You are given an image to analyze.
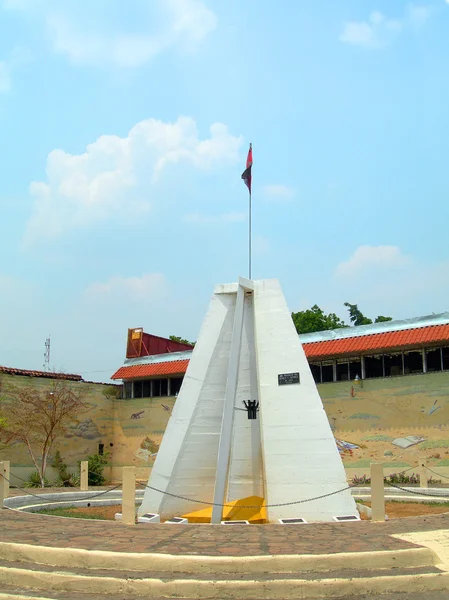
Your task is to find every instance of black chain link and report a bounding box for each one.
[137,480,359,508]
[384,480,449,498]
[425,465,449,482]
[1,472,122,504]
[8,472,29,484]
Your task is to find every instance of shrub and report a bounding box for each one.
[79,453,109,486]
[26,471,50,488]
[52,450,78,487]
[351,471,442,486]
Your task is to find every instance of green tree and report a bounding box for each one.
[292,305,347,334]
[375,315,393,323]
[344,302,392,326]
[169,335,195,346]
[344,302,373,326]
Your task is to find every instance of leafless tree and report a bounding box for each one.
[0,378,88,487]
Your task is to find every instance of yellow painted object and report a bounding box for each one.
[183,496,267,524]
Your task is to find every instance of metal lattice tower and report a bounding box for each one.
[43,335,50,371]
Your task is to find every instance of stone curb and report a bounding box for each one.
[0,595,52,600]
[0,541,439,574]
[0,565,449,599]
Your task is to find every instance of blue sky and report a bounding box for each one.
[1,0,449,381]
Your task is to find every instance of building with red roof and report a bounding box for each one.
[111,313,449,398]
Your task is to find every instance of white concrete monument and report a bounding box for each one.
[139,278,358,523]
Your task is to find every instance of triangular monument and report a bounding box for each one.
[139,278,358,523]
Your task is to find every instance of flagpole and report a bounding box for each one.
[249,188,252,280]
[241,142,253,280]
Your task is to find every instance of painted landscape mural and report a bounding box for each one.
[322,371,449,474]
[1,370,449,480]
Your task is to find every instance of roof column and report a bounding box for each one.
[422,349,427,374]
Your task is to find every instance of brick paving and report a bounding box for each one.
[2,487,449,556]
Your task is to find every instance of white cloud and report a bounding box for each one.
[184,212,245,224]
[263,184,294,200]
[330,250,449,322]
[408,5,431,25]
[23,116,242,246]
[84,274,167,303]
[336,245,410,277]
[0,61,11,93]
[339,5,429,48]
[4,0,217,68]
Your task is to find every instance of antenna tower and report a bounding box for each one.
[43,335,50,371]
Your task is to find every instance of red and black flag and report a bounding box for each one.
[241,143,252,193]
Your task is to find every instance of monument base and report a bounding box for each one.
[182,496,267,524]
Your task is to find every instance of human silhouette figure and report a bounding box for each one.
[243,400,259,420]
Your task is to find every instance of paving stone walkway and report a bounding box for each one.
[2,487,449,556]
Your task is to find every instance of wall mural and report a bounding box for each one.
[322,371,449,472]
[2,371,449,479]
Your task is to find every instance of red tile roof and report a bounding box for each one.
[304,323,449,359]
[111,324,449,379]
[0,366,82,381]
[111,360,189,380]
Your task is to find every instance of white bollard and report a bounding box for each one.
[371,463,385,522]
[122,467,136,525]
[80,461,88,491]
[0,461,10,507]
[419,456,428,489]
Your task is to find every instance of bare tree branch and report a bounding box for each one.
[0,377,88,487]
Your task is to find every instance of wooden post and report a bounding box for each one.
[371,463,385,522]
[0,461,10,507]
[122,467,136,525]
[80,461,88,491]
[419,456,428,489]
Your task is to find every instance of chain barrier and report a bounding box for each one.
[384,480,449,498]
[425,465,449,483]
[136,480,360,509]
[8,472,30,484]
[1,472,122,505]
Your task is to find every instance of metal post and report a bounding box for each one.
[122,466,136,525]
[249,190,252,279]
[211,281,246,523]
[419,456,428,489]
[371,463,385,522]
[80,461,88,491]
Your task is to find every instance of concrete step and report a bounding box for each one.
[2,592,449,600]
[0,541,438,574]
[0,559,448,598]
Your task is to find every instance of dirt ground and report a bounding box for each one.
[54,503,449,521]
[364,502,449,519]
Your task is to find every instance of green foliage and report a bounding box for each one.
[352,472,442,485]
[79,453,109,486]
[344,302,392,326]
[291,303,393,334]
[26,471,50,488]
[102,386,119,399]
[51,450,78,487]
[291,305,346,334]
[344,302,373,326]
[169,335,195,346]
